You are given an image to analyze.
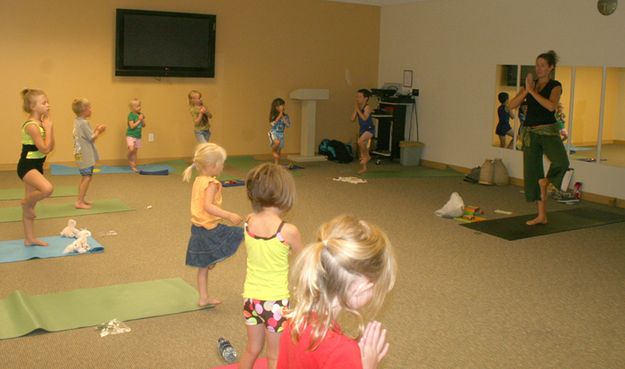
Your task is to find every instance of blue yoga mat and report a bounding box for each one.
[51,164,173,176]
[0,236,104,263]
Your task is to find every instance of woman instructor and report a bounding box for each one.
[509,50,569,226]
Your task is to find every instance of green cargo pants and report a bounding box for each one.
[523,131,569,202]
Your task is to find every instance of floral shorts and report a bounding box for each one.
[242,298,289,333]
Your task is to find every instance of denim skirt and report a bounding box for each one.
[185,224,244,268]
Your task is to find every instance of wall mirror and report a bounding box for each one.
[494,64,625,168]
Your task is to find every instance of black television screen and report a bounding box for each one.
[115,9,216,78]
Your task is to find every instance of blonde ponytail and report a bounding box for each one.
[289,215,397,349]
[182,143,226,183]
[182,163,195,182]
[21,88,46,113]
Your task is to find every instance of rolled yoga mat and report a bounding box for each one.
[0,198,133,223]
[0,278,210,339]
[0,186,77,201]
[0,236,104,264]
[460,207,625,241]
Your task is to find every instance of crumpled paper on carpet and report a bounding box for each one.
[435,192,465,218]
[97,319,131,337]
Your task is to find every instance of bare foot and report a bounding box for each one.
[84,199,93,205]
[24,238,49,247]
[198,298,222,307]
[130,166,138,173]
[75,202,92,209]
[526,216,548,226]
[358,166,368,174]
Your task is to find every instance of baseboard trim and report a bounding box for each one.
[420,159,625,209]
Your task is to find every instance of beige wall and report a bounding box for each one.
[0,0,379,166]
[379,0,625,199]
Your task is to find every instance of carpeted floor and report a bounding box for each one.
[0,159,624,369]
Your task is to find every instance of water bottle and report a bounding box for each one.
[218,337,238,363]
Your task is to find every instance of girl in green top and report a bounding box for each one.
[17,89,55,246]
[126,98,146,172]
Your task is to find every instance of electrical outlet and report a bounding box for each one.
[148,133,155,142]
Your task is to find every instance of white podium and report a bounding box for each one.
[288,88,329,162]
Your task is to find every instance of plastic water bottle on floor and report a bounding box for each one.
[218,337,238,363]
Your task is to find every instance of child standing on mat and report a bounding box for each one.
[495,92,516,148]
[183,143,244,306]
[351,89,375,174]
[72,98,106,209]
[278,215,397,369]
[239,163,304,369]
[17,89,55,246]
[126,98,145,172]
[188,90,213,143]
[268,98,291,165]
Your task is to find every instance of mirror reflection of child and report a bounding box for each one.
[555,103,568,141]
[495,92,515,148]
[515,103,528,149]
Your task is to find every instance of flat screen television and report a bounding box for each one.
[115,9,216,78]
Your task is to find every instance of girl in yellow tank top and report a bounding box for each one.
[17,89,55,247]
[239,163,304,369]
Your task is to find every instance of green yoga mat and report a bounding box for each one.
[0,278,209,339]
[461,207,625,241]
[0,186,77,201]
[225,156,259,172]
[363,166,463,178]
[0,198,133,223]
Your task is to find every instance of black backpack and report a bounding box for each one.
[318,139,335,160]
[328,140,353,163]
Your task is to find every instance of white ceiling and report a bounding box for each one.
[328,0,424,6]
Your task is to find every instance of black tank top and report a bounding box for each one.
[524,79,561,127]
